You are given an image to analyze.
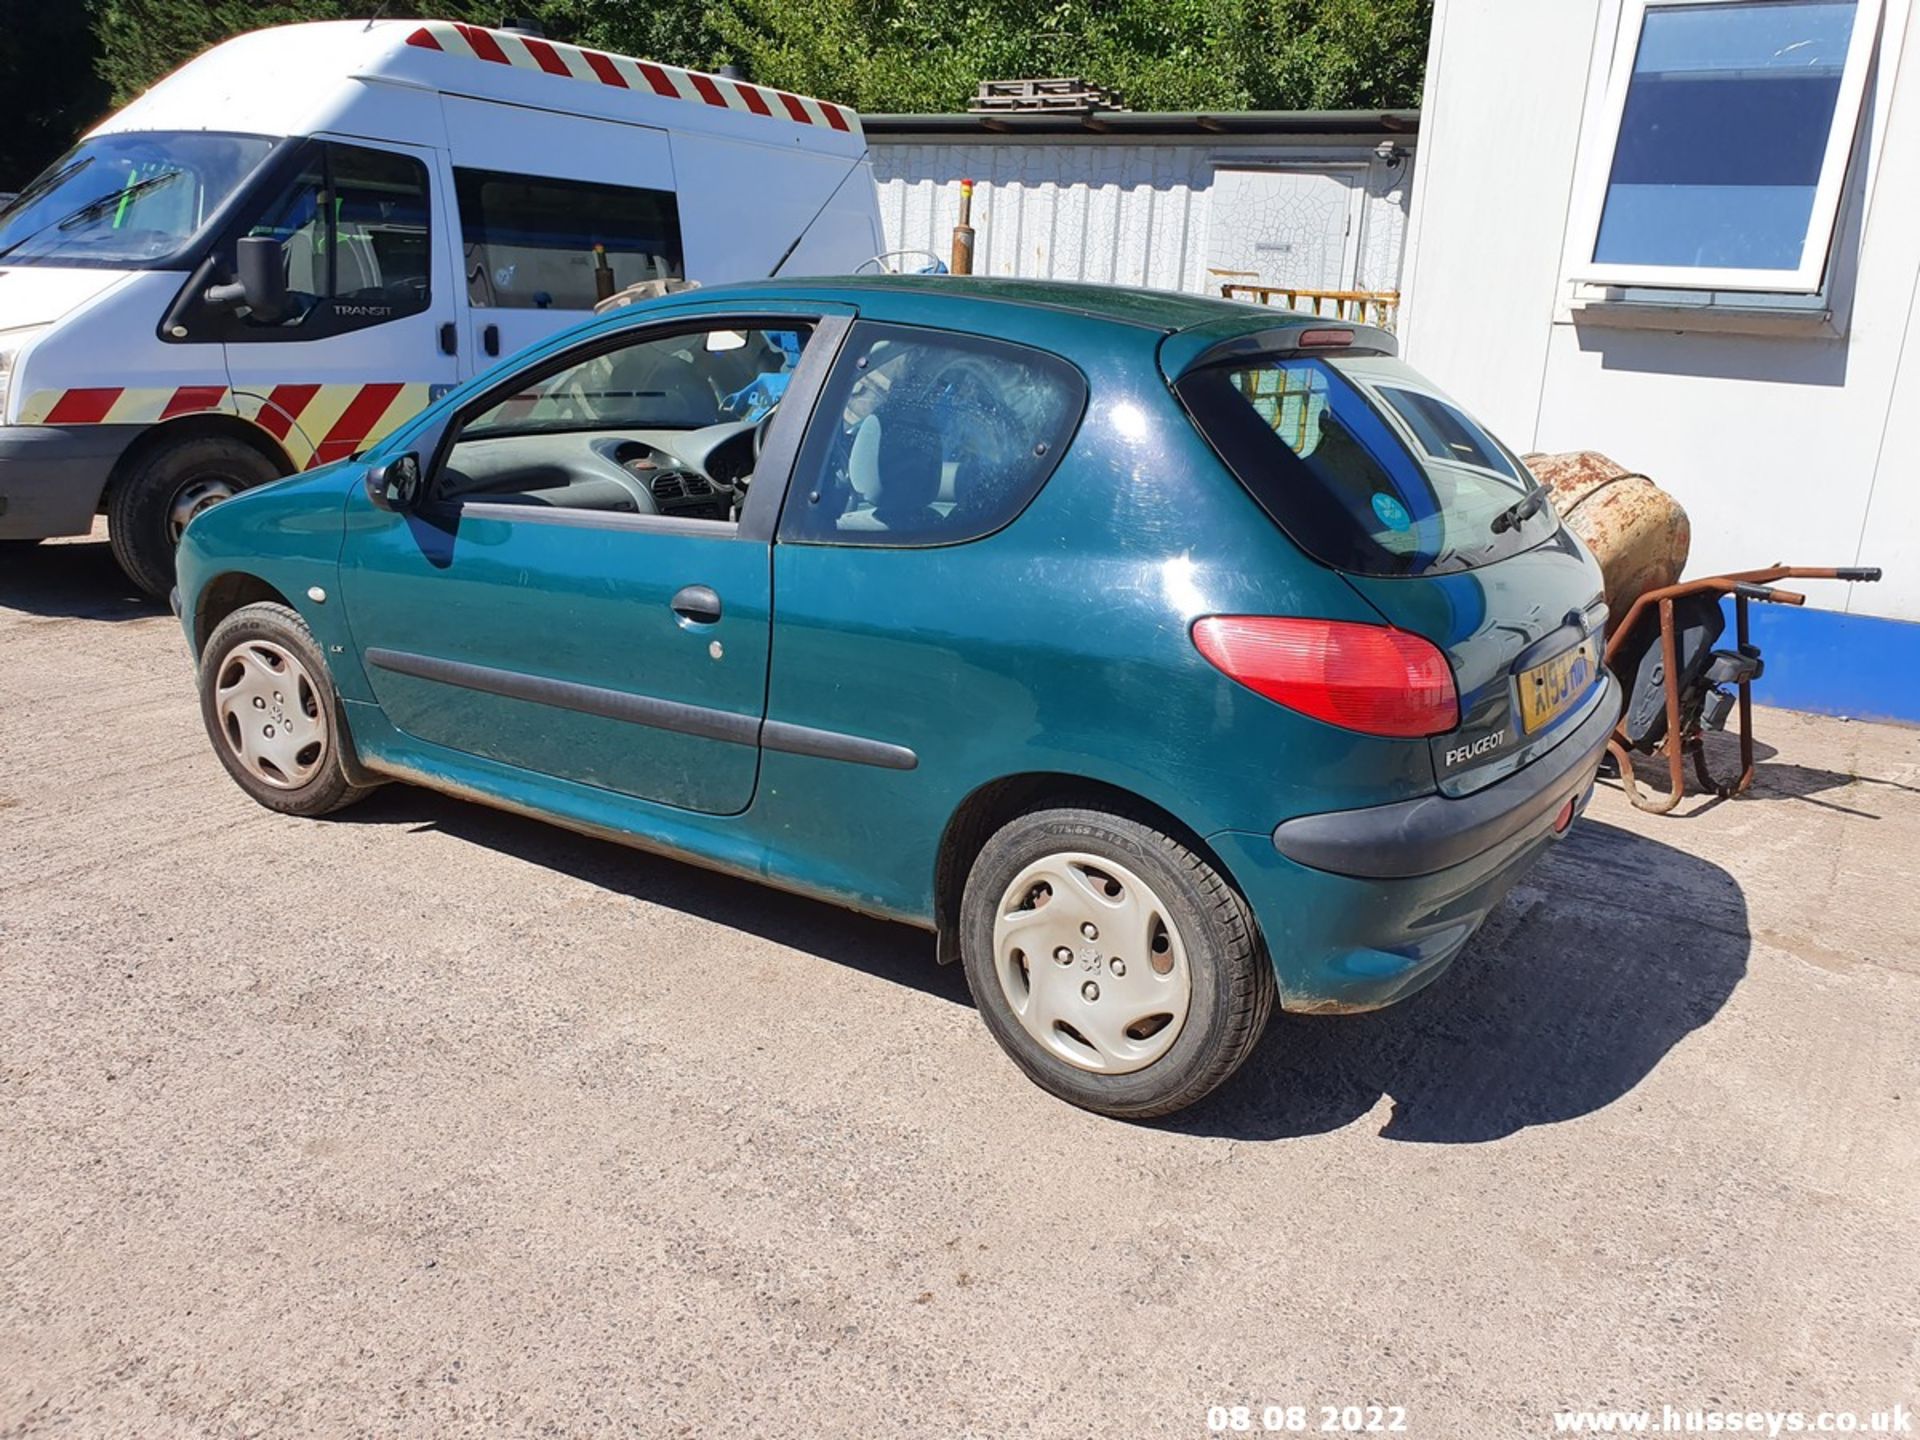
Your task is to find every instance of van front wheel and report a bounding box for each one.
[107,435,280,597]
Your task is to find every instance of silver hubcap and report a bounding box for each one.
[213,640,328,789]
[168,477,237,544]
[991,851,1192,1074]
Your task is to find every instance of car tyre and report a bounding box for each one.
[108,435,280,597]
[198,601,375,817]
[960,806,1274,1119]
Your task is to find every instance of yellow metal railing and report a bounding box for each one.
[1218,283,1401,331]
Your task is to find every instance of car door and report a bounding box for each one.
[219,137,461,469]
[338,303,851,815]
[442,96,681,371]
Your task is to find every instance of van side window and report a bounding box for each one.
[781,323,1086,548]
[234,143,431,339]
[454,170,683,312]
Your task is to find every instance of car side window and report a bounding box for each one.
[232,142,431,339]
[780,323,1086,547]
[431,322,813,524]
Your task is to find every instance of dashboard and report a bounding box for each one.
[436,418,762,522]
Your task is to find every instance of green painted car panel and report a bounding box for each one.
[175,276,1614,1010]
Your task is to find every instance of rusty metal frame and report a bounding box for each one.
[1602,565,1871,813]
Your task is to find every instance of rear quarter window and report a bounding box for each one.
[781,322,1086,548]
[1175,352,1556,577]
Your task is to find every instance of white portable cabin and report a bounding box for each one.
[0,19,882,588]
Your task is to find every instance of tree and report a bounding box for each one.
[82,0,1429,118]
[0,0,111,190]
[89,1,585,106]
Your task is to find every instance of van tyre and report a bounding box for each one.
[198,601,375,818]
[960,806,1274,1119]
[107,435,280,597]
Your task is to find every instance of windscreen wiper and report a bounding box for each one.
[1490,481,1550,534]
[0,170,181,261]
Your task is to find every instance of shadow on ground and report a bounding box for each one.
[338,781,1744,1142]
[0,538,162,622]
[1606,727,1918,819]
[338,782,970,1007]
[1176,818,1750,1144]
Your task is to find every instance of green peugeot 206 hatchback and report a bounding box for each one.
[173,277,1619,1120]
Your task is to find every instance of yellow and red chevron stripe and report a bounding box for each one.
[19,383,431,470]
[233,382,432,469]
[17,385,234,427]
[402,22,856,134]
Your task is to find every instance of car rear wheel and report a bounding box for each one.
[960,806,1274,1119]
[107,435,280,597]
[198,601,374,817]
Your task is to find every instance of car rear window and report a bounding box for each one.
[1175,352,1557,577]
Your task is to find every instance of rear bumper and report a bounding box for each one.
[0,424,141,539]
[1271,676,1621,879]
[1211,676,1620,1013]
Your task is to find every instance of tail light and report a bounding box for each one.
[1191,616,1459,738]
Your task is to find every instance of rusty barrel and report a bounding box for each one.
[1524,451,1690,636]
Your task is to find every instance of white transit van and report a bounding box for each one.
[0,18,884,593]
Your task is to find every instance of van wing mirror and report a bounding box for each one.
[205,235,290,322]
[367,452,422,511]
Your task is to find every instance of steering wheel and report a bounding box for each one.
[752,404,779,463]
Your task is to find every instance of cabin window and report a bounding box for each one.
[454,170,684,312]
[1568,0,1882,295]
[232,142,432,337]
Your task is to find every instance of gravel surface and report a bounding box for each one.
[3,529,1917,1438]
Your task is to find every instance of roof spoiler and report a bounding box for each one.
[1159,318,1399,383]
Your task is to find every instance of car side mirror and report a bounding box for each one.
[205,235,289,322]
[366,452,422,511]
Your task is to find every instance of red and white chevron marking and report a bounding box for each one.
[18,383,431,470]
[402,21,856,134]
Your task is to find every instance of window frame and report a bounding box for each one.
[776,320,1090,551]
[180,137,437,345]
[409,305,853,544]
[1565,0,1884,296]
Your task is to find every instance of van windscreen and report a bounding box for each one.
[0,132,274,268]
[1174,353,1558,577]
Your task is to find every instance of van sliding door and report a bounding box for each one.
[440,95,680,374]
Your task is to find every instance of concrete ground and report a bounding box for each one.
[2,527,1916,1440]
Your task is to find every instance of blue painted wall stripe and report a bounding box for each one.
[1727,601,1920,726]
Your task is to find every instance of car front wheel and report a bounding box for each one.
[960,805,1274,1119]
[197,601,374,817]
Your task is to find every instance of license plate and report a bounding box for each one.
[1518,636,1600,733]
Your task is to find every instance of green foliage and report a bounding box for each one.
[0,0,111,189]
[698,0,1432,113]
[90,0,582,106]
[82,0,1429,120]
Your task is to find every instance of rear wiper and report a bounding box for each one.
[1490,482,1550,534]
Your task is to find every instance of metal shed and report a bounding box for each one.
[864,109,1419,322]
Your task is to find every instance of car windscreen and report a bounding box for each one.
[1175,352,1558,578]
[0,131,276,268]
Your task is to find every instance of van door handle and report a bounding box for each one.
[671,585,722,624]
[482,323,500,358]
[438,322,458,356]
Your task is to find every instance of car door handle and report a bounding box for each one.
[438,321,458,356]
[482,323,500,358]
[671,585,722,624]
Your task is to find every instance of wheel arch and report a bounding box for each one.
[930,772,1248,967]
[193,572,296,656]
[100,413,297,513]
